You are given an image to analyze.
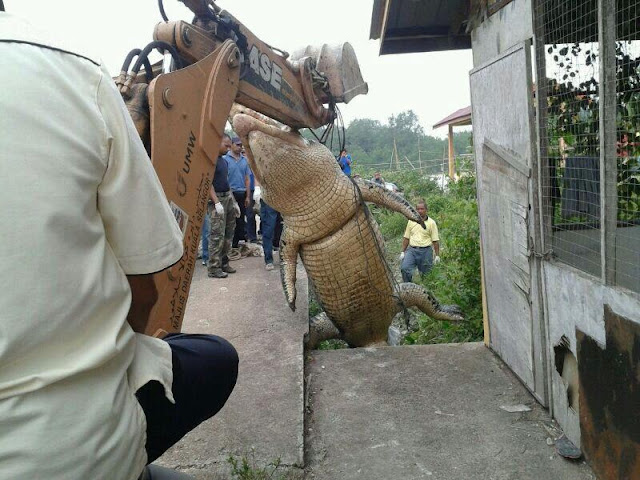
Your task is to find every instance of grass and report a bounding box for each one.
[226,452,303,480]
[376,171,484,345]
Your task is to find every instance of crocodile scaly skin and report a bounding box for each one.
[233,112,463,347]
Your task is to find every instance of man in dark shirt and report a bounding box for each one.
[208,134,240,278]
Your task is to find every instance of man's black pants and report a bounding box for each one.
[232,191,247,247]
[136,333,239,463]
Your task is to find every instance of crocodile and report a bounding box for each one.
[232,111,464,347]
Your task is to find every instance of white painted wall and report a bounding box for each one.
[543,261,640,446]
[469,0,640,449]
[471,0,534,67]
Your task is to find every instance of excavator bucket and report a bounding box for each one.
[290,42,368,104]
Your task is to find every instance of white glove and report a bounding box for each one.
[399,252,405,260]
[214,202,224,216]
[433,255,441,265]
[253,186,261,203]
[232,200,241,218]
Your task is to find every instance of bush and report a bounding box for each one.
[375,170,484,344]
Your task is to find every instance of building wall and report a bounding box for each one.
[543,261,640,448]
[470,0,533,66]
[470,0,640,469]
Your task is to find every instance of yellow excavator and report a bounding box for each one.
[116,0,368,336]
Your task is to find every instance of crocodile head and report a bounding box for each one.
[232,112,340,215]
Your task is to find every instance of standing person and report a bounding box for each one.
[0,11,238,480]
[245,166,259,243]
[338,149,352,176]
[201,211,211,265]
[202,136,231,265]
[400,200,441,282]
[260,199,280,271]
[225,136,251,248]
[207,134,240,279]
[273,211,283,250]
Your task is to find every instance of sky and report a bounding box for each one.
[4,0,473,138]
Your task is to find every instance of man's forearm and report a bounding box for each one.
[210,186,218,204]
[126,274,158,334]
[433,241,440,256]
[402,238,409,252]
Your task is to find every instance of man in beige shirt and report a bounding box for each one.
[0,11,237,480]
[400,199,441,282]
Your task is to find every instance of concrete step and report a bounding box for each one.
[305,343,595,480]
[155,256,308,479]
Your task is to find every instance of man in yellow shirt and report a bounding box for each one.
[400,200,441,282]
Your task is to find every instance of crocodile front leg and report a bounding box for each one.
[279,227,301,311]
[353,178,424,227]
[395,283,464,322]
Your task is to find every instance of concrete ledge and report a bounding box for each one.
[156,257,308,478]
[306,343,595,480]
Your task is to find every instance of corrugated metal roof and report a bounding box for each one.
[370,0,471,55]
[433,106,472,129]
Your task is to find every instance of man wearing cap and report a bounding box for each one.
[207,134,240,279]
[225,137,251,248]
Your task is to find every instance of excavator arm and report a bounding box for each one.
[118,0,367,336]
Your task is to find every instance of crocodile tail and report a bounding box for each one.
[396,283,464,322]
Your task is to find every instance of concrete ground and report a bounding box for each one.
[305,343,595,480]
[155,255,308,479]
[151,255,595,480]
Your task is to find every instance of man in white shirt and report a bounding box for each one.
[0,11,238,480]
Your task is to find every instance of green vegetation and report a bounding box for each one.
[303,109,472,172]
[308,294,322,318]
[227,453,302,480]
[546,41,640,224]
[374,171,483,345]
[316,339,349,350]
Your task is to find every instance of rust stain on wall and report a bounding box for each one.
[577,305,640,480]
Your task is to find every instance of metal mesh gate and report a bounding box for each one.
[614,0,640,291]
[535,0,602,277]
[535,0,640,292]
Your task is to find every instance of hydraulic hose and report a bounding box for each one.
[131,41,183,77]
[120,48,154,83]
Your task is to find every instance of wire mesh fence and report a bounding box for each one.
[535,0,640,292]
[614,0,640,291]
[357,154,475,175]
[536,0,602,278]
